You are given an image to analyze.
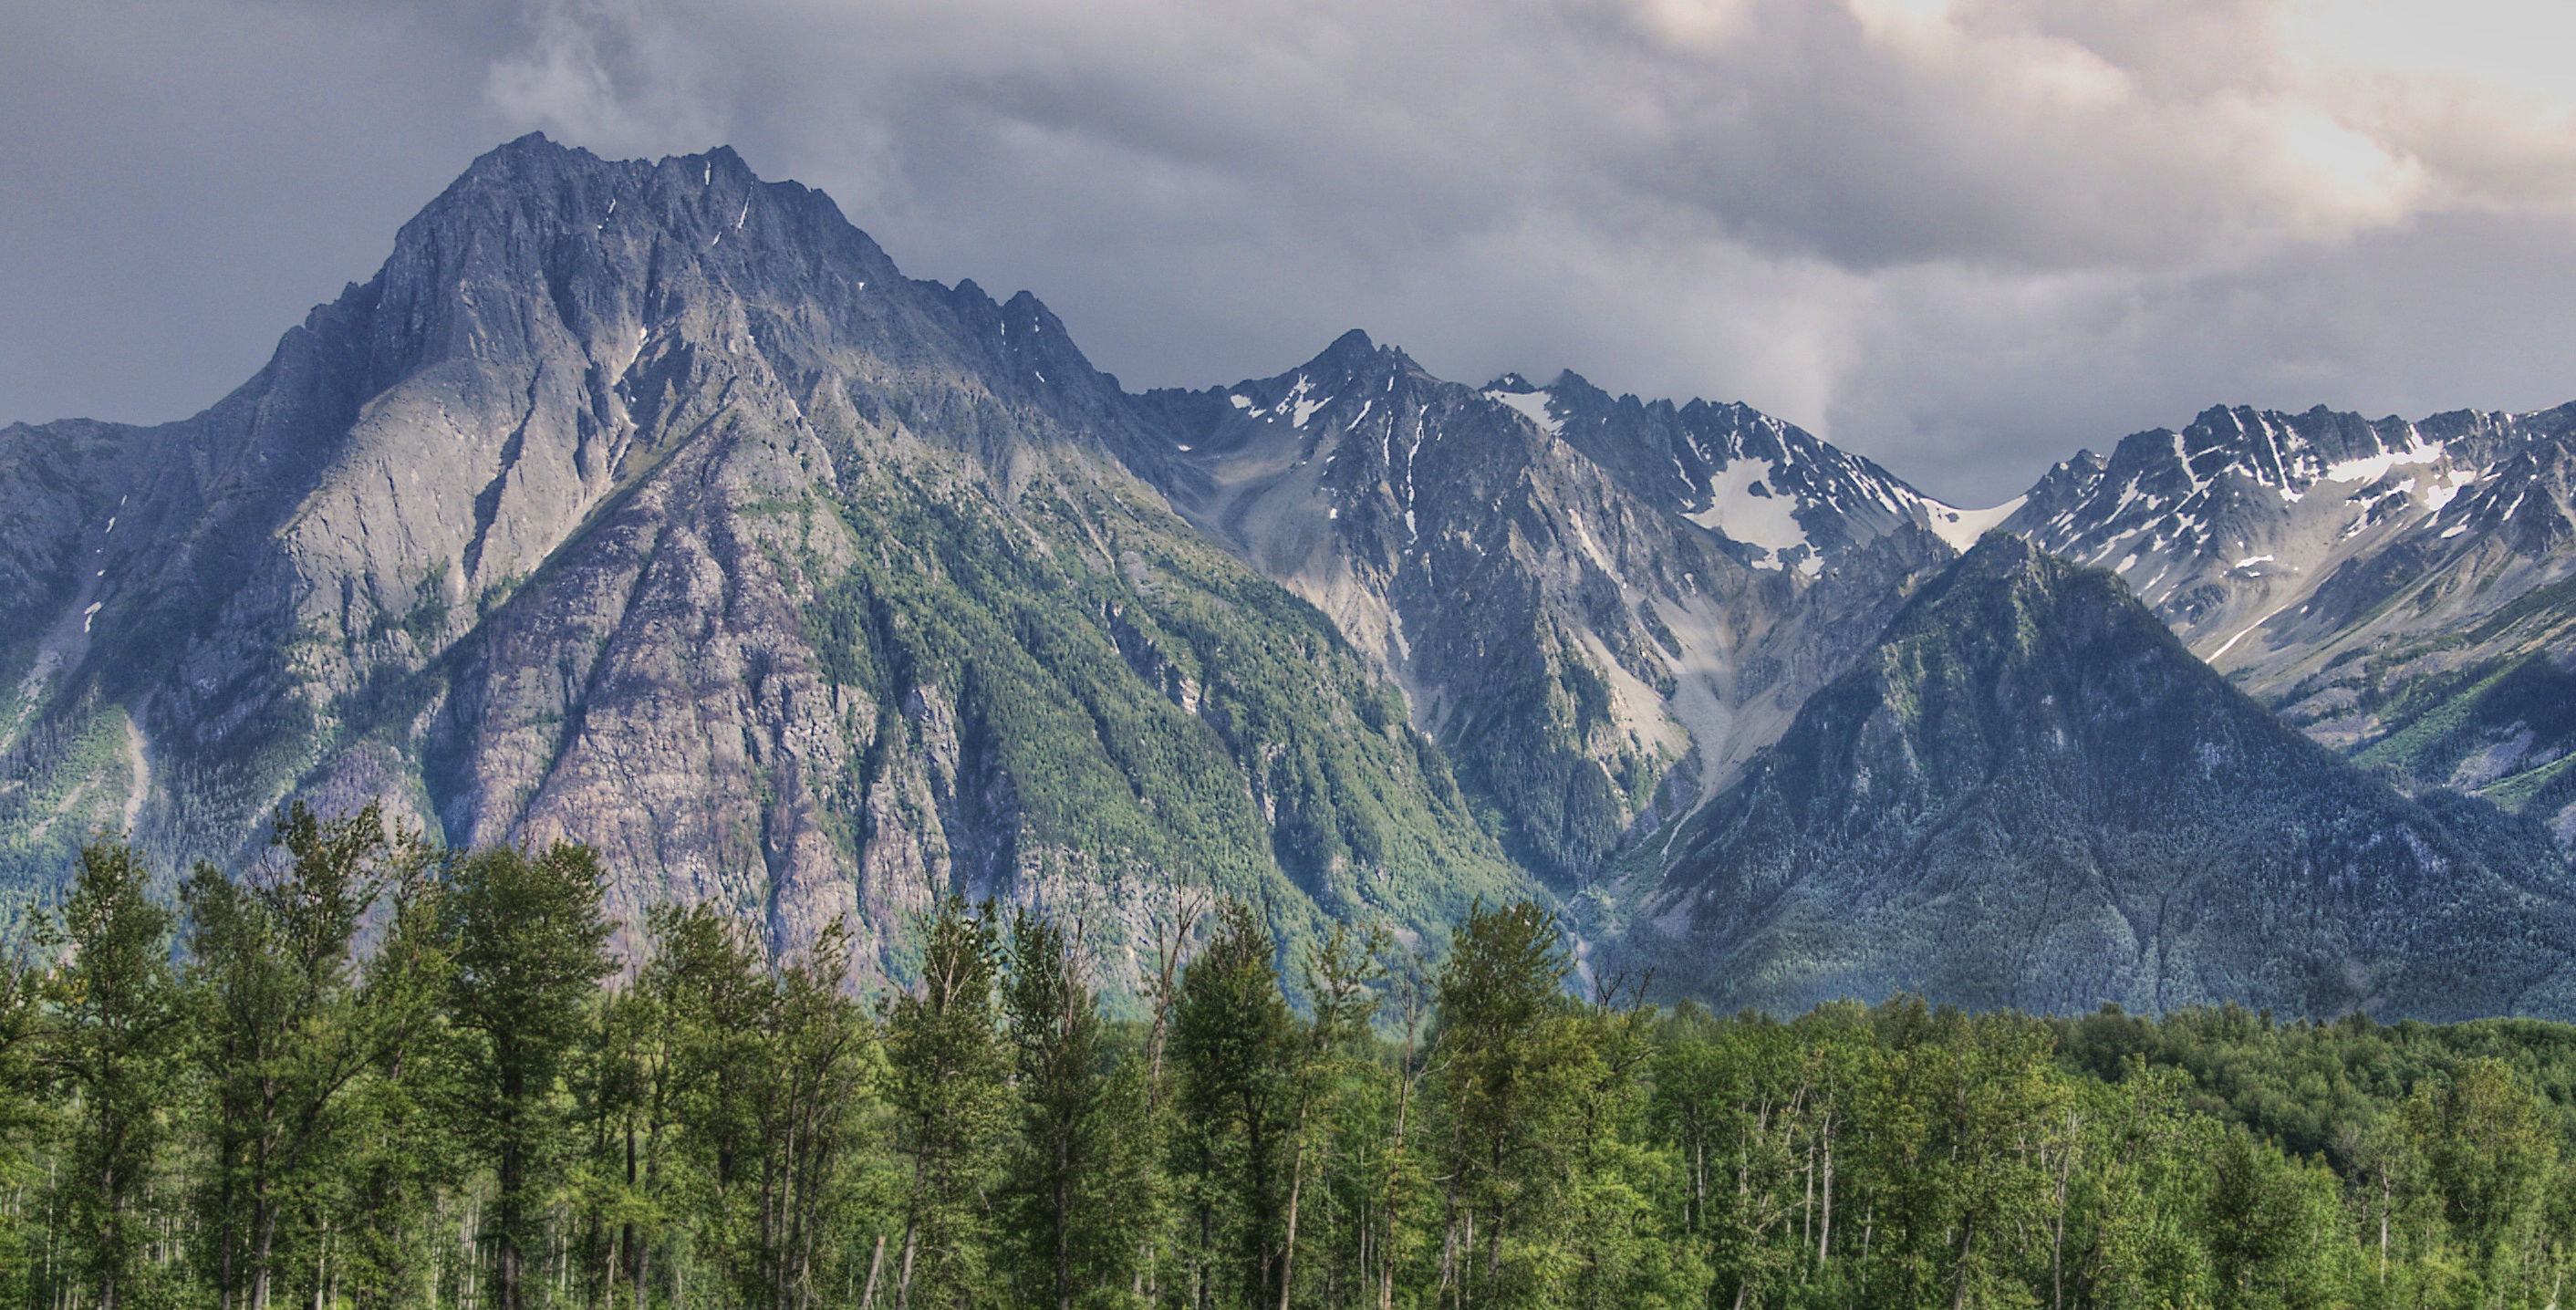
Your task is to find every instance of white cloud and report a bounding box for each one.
[484,0,730,157]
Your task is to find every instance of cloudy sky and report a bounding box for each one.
[6,0,2576,503]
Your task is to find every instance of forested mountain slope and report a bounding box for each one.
[1630,534,2576,1018]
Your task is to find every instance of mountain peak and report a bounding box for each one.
[1927,527,2046,591]
[1274,328,1428,388]
[1301,328,1391,374]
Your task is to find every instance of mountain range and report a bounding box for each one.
[5,135,2572,1013]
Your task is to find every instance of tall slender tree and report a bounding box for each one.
[1272,922,1382,1310]
[745,920,872,1310]
[331,839,460,1310]
[1001,908,1113,1310]
[1429,899,1612,1310]
[882,896,1009,1310]
[443,842,616,1310]
[183,802,406,1310]
[1170,901,1294,1309]
[41,837,185,1310]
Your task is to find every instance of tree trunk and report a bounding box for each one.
[1278,1155,1305,1310]
[893,1222,917,1310]
[494,1066,525,1310]
[1054,1126,1073,1310]
[858,1234,885,1310]
[1379,1059,1413,1310]
[249,1200,282,1310]
[1952,1216,1975,1310]
[2378,1171,2391,1284]
[2050,1114,2076,1310]
[1818,1116,1834,1267]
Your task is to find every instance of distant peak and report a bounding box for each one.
[1485,371,1542,394]
[1290,328,1406,380]
[459,131,594,181]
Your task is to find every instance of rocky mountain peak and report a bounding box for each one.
[1310,327,1387,370]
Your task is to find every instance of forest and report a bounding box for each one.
[13,804,2576,1310]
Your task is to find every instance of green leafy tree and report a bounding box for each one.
[1169,901,1294,1309]
[443,842,617,1310]
[1428,899,1620,1310]
[883,896,1010,1310]
[182,802,408,1310]
[1002,908,1145,1310]
[741,920,873,1310]
[0,943,47,1310]
[2205,1129,2352,1310]
[40,837,185,1310]
[2394,1056,2560,1306]
[1272,921,1381,1310]
[586,903,742,1310]
[330,846,461,1310]
[1854,1003,2068,1310]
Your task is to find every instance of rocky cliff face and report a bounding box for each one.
[0,136,1531,980]
[1632,535,2576,1019]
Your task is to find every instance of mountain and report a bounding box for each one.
[1134,347,1989,889]
[7,134,2575,1014]
[2003,403,2576,848]
[0,135,1532,978]
[1628,534,2576,1019]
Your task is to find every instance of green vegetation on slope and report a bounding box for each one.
[795,452,1527,962]
[0,702,143,910]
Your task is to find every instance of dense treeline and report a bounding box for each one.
[13,808,2576,1310]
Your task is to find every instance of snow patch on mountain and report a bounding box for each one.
[1485,387,1563,437]
[1685,459,1808,566]
[2322,440,2442,485]
[1919,495,2027,552]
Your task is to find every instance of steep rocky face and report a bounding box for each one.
[1135,341,1965,889]
[1632,534,2576,1019]
[2004,403,2576,846]
[0,136,1532,978]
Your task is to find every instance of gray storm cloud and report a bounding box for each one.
[6,0,2576,502]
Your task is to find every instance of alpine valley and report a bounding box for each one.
[6,136,2575,1014]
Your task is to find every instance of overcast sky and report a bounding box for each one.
[7,0,2576,504]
